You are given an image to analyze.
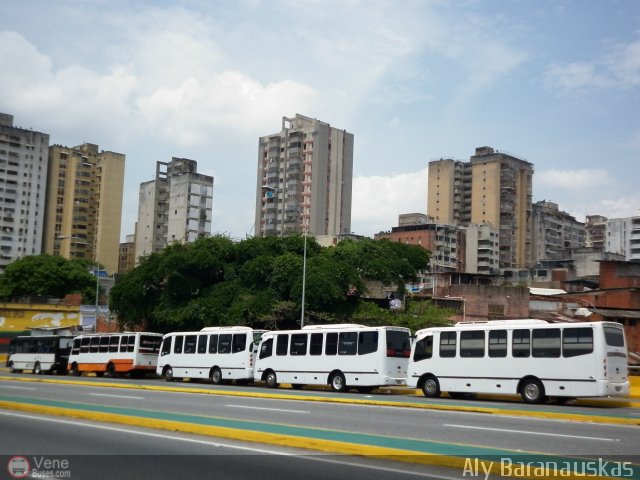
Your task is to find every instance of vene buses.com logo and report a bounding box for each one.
[7,456,30,479]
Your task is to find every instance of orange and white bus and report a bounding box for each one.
[67,332,163,378]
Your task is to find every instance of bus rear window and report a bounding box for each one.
[603,326,625,347]
[386,330,410,358]
[140,335,161,354]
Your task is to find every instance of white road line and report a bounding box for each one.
[1,385,37,390]
[0,411,444,479]
[88,393,144,400]
[444,423,620,442]
[225,404,310,414]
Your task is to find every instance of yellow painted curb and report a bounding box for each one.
[1,375,638,426]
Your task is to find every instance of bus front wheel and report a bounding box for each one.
[71,363,80,377]
[521,378,546,404]
[421,375,441,398]
[210,367,222,385]
[33,362,42,375]
[164,366,174,382]
[330,372,347,393]
[105,363,116,378]
[265,371,278,388]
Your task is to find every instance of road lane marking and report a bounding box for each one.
[225,404,310,414]
[0,411,444,479]
[444,423,620,442]
[88,393,144,400]
[1,385,37,391]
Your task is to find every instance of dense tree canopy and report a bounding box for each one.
[0,254,97,303]
[110,235,452,333]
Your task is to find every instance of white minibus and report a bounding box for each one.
[157,326,267,384]
[254,324,411,393]
[7,335,74,374]
[407,320,630,403]
[68,332,163,377]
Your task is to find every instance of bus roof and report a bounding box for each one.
[414,320,612,338]
[200,326,255,332]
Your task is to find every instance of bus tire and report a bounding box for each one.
[421,375,441,398]
[33,362,42,375]
[164,366,174,382]
[330,371,347,393]
[105,363,116,378]
[71,363,80,377]
[265,371,278,388]
[520,378,546,404]
[210,367,223,385]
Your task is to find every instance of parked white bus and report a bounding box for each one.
[254,324,411,393]
[407,320,630,404]
[68,332,163,377]
[7,335,74,374]
[156,326,267,384]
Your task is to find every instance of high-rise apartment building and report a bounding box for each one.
[532,200,585,264]
[43,143,125,275]
[118,233,136,275]
[134,158,213,263]
[428,146,534,269]
[0,113,50,271]
[255,114,353,237]
[462,223,500,274]
[606,216,640,261]
[585,215,607,250]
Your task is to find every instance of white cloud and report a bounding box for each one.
[351,168,427,236]
[535,168,614,191]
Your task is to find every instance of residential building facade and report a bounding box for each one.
[428,146,534,269]
[0,113,50,271]
[118,233,136,275]
[585,215,607,250]
[606,216,640,261]
[531,200,586,264]
[255,114,353,237]
[462,223,500,275]
[43,142,124,275]
[134,158,213,263]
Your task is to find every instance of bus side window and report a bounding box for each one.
[259,338,273,359]
[109,335,119,353]
[218,334,232,354]
[338,332,357,355]
[563,328,593,357]
[160,338,171,356]
[208,335,218,354]
[119,335,127,353]
[80,337,90,353]
[99,336,109,353]
[532,328,560,358]
[174,336,184,354]
[512,330,530,358]
[488,330,507,358]
[460,330,485,358]
[232,334,247,353]
[184,335,197,354]
[325,333,338,355]
[71,338,81,355]
[276,334,289,356]
[309,333,323,356]
[413,336,433,362]
[197,335,207,354]
[127,335,136,353]
[358,331,378,355]
[290,333,308,356]
[90,337,100,353]
[439,332,456,358]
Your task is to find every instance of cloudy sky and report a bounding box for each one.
[1,0,638,240]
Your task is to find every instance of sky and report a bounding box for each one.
[1,0,639,241]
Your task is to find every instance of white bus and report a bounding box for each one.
[68,332,163,377]
[157,327,267,384]
[407,320,630,404]
[7,335,74,375]
[254,324,411,393]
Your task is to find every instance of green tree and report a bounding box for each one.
[0,255,96,302]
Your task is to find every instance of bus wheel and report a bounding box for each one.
[421,375,441,398]
[265,371,278,388]
[291,384,304,390]
[164,366,174,382]
[105,363,116,378]
[330,372,347,393]
[521,378,545,404]
[33,362,42,375]
[210,367,223,385]
[71,363,80,377]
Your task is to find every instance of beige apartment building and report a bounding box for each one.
[43,143,125,275]
[255,114,354,237]
[428,146,533,269]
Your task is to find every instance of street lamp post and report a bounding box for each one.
[300,232,307,329]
